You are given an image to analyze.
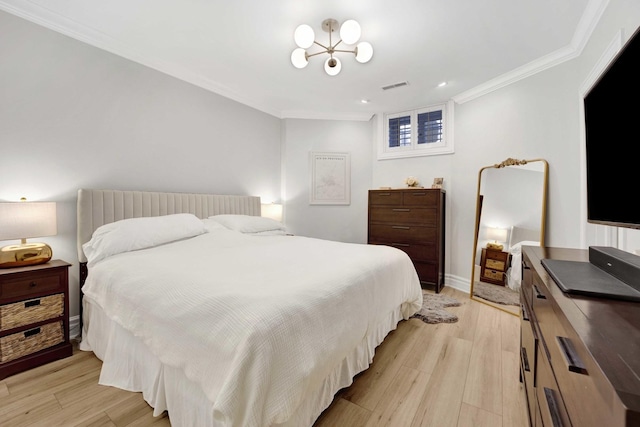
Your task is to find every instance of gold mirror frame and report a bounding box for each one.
[469,158,549,316]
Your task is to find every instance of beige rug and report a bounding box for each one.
[411,290,461,324]
[473,281,519,306]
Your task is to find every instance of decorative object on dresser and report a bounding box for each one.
[469,157,548,316]
[520,245,640,426]
[0,199,57,268]
[368,188,446,293]
[0,260,72,380]
[480,247,510,286]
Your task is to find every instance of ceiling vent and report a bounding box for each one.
[382,81,409,90]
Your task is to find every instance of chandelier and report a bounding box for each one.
[291,18,373,76]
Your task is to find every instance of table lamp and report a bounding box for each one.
[261,203,283,223]
[486,227,508,251]
[0,198,57,268]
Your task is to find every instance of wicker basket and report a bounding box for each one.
[0,294,64,331]
[0,321,64,363]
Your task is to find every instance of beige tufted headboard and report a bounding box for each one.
[77,189,261,263]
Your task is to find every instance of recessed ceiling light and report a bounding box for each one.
[438,81,447,87]
[360,99,370,104]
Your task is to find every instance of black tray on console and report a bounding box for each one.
[541,258,640,302]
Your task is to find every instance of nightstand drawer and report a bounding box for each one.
[0,321,64,363]
[0,294,64,331]
[0,271,64,301]
[483,269,504,280]
[485,259,506,270]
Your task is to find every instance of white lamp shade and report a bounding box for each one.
[355,42,373,63]
[486,227,508,243]
[0,201,57,241]
[261,203,283,222]
[340,19,361,45]
[324,57,342,76]
[294,24,315,49]
[291,48,309,68]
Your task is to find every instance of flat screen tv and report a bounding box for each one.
[584,26,640,230]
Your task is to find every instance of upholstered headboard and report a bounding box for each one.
[77,189,261,263]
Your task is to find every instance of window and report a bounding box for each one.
[378,101,454,159]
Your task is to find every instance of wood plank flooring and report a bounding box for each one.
[0,288,527,427]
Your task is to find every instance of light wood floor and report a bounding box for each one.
[0,288,527,427]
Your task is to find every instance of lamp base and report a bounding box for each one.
[0,242,52,268]
[486,242,504,251]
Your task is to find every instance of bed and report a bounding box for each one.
[76,189,423,427]
[505,226,541,291]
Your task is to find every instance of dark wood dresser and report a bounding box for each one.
[520,246,640,426]
[368,188,445,292]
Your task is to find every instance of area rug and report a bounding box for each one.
[473,281,519,306]
[412,290,461,324]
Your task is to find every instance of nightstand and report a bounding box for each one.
[0,260,73,380]
[480,248,510,286]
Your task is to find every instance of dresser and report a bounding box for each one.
[368,188,445,293]
[0,260,73,380]
[480,248,510,285]
[520,246,640,426]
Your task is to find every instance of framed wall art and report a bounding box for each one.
[309,152,351,205]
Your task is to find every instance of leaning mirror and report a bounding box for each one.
[469,158,549,316]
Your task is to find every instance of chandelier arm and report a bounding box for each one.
[332,49,357,54]
[306,50,330,58]
[313,41,330,50]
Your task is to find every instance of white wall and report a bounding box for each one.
[0,11,282,319]
[282,118,372,243]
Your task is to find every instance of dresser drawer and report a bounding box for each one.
[413,262,438,285]
[384,242,436,262]
[402,191,439,206]
[0,294,64,332]
[369,207,438,225]
[369,191,403,205]
[483,269,504,281]
[485,258,506,270]
[369,224,437,244]
[0,270,64,301]
[536,344,572,427]
[533,280,612,426]
[520,293,538,422]
[0,321,64,363]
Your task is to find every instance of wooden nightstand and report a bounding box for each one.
[0,260,73,380]
[480,248,510,286]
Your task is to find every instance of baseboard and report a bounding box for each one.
[446,274,471,294]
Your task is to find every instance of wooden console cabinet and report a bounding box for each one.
[368,188,445,292]
[520,246,640,426]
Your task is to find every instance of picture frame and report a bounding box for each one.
[432,177,444,189]
[310,152,351,205]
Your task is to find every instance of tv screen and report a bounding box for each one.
[584,26,640,230]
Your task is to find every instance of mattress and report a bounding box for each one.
[80,228,422,426]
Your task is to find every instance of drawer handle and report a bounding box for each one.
[411,193,426,196]
[25,299,41,308]
[521,347,530,372]
[392,226,410,230]
[378,193,391,196]
[392,208,410,212]
[533,284,546,299]
[543,387,565,427]
[29,281,38,288]
[556,336,588,375]
[521,303,530,322]
[391,243,410,247]
[24,327,41,338]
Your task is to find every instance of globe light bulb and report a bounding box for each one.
[339,20,361,45]
[294,24,315,49]
[291,48,309,68]
[324,57,342,76]
[355,42,373,63]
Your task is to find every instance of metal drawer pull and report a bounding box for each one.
[543,387,564,427]
[411,193,426,196]
[29,281,38,288]
[378,193,391,196]
[391,243,410,247]
[556,336,588,374]
[392,208,410,212]
[523,262,531,270]
[521,303,530,322]
[24,327,41,338]
[25,299,41,308]
[533,284,546,299]
[391,226,410,230]
[521,347,530,372]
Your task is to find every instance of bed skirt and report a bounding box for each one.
[79,296,408,426]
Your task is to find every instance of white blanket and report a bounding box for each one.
[81,229,422,426]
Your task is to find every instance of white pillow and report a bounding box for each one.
[207,214,285,234]
[83,213,205,267]
[201,217,231,233]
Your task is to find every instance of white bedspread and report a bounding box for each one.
[81,229,422,426]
